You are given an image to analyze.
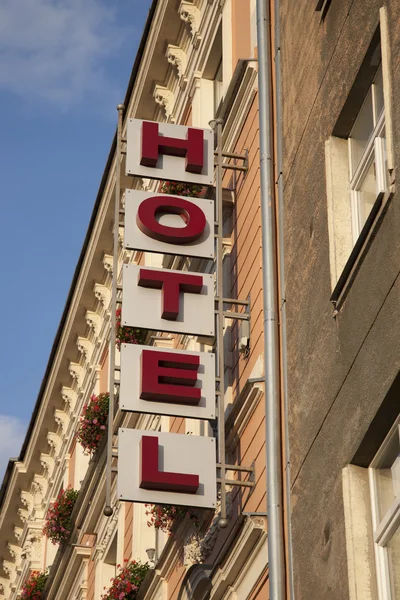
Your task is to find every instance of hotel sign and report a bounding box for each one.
[125,120,214,186]
[118,119,217,509]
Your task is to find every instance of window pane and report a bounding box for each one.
[375,431,400,521]
[373,66,384,123]
[358,160,378,230]
[387,526,400,599]
[350,89,374,174]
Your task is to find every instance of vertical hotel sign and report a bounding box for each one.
[117,119,217,510]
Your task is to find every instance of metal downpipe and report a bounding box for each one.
[256,0,285,599]
[273,0,295,595]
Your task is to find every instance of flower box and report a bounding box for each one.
[101,559,149,600]
[19,570,48,600]
[145,504,199,534]
[116,308,147,350]
[77,392,109,455]
[43,487,79,545]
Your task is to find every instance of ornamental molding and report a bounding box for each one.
[0,577,9,595]
[32,474,48,501]
[21,532,42,564]
[179,1,201,36]
[47,431,62,454]
[141,178,152,192]
[13,527,23,542]
[7,544,20,562]
[166,44,187,79]
[54,408,69,433]
[40,452,55,476]
[61,386,77,411]
[94,504,120,561]
[93,283,111,308]
[18,508,29,523]
[2,561,15,579]
[183,489,233,566]
[103,254,113,274]
[85,310,101,335]
[69,361,84,385]
[154,85,175,121]
[20,491,33,515]
[77,336,93,360]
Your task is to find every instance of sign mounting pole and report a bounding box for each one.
[214,118,228,528]
[104,103,124,517]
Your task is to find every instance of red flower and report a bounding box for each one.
[145,504,199,534]
[115,310,147,350]
[19,570,48,599]
[101,561,149,600]
[77,393,109,454]
[43,488,79,545]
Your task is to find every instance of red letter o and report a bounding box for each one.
[136,195,207,244]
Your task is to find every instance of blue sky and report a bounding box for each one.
[0,0,152,478]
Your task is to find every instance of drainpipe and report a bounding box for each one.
[273,0,295,596]
[256,1,285,599]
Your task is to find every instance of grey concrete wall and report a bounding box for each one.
[280,0,400,597]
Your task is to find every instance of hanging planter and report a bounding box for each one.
[145,504,199,534]
[116,308,147,350]
[77,393,109,455]
[43,487,79,545]
[160,180,204,198]
[101,559,149,600]
[19,570,48,600]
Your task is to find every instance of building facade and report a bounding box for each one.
[0,0,399,599]
[283,1,400,599]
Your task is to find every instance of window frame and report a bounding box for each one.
[348,66,387,242]
[368,418,400,599]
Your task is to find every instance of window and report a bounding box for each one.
[348,65,387,242]
[213,59,223,115]
[369,419,400,599]
[326,20,395,304]
[315,0,332,19]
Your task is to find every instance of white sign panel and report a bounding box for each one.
[122,264,215,337]
[118,429,217,509]
[126,119,214,186]
[120,344,216,419]
[124,189,215,259]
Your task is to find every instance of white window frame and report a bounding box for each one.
[368,418,400,600]
[348,66,387,243]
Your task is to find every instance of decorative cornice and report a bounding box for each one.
[47,431,62,454]
[54,408,69,433]
[103,254,113,274]
[2,561,14,579]
[179,1,201,36]
[77,336,93,361]
[93,283,111,308]
[166,44,187,79]
[7,544,20,561]
[40,453,55,476]
[0,577,9,595]
[32,474,47,500]
[20,491,33,515]
[69,362,84,385]
[61,386,77,411]
[153,85,175,121]
[85,311,101,335]
[18,508,29,523]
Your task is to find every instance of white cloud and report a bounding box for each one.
[0,0,129,108]
[0,415,26,482]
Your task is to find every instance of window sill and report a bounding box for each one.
[330,184,395,312]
